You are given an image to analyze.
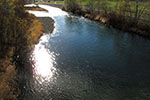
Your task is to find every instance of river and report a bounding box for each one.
[19,5,150,100]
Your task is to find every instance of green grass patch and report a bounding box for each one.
[79,0,150,19]
[48,1,64,5]
[37,0,64,5]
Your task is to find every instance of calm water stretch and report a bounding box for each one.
[19,5,150,100]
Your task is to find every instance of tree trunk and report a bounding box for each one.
[135,0,139,19]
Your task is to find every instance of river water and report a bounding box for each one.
[19,5,150,100]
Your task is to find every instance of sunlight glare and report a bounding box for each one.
[32,35,56,82]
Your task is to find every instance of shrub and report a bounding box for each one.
[64,0,80,12]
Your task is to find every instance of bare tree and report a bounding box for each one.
[87,0,96,13]
[134,0,149,20]
[100,0,110,15]
[116,0,131,16]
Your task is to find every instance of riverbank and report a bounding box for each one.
[25,6,48,12]
[85,13,150,37]
[0,16,43,100]
[37,17,54,34]
[82,13,150,37]
[0,48,19,100]
[36,3,150,37]
[62,7,150,37]
[25,15,54,44]
[75,11,149,37]
[0,6,54,99]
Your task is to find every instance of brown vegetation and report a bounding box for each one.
[79,11,150,37]
[0,48,19,100]
[25,7,48,12]
[0,0,45,99]
[26,15,44,45]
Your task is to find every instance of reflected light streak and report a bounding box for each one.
[25,4,65,83]
[31,35,56,82]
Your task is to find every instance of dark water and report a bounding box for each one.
[19,7,150,100]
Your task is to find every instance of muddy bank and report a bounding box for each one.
[37,17,54,34]
[25,7,48,12]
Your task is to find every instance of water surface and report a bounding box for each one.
[19,5,150,100]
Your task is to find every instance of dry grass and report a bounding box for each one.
[0,13,44,100]
[0,48,19,100]
[26,16,44,45]
[25,7,48,12]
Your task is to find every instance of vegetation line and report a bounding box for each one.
[25,6,48,12]
[63,0,150,37]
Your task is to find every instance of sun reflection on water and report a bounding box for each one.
[31,35,56,83]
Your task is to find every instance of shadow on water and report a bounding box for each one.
[18,5,150,100]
